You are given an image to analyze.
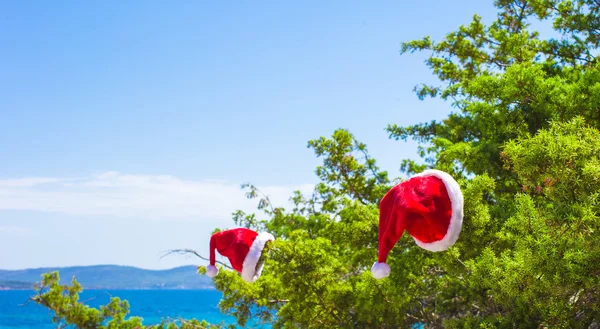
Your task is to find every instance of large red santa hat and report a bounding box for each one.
[371,169,464,279]
[205,228,275,283]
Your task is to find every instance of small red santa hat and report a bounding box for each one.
[371,169,464,279]
[205,228,275,283]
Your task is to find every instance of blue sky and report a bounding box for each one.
[0,0,500,270]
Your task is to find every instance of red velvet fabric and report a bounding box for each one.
[377,175,452,263]
[209,228,259,273]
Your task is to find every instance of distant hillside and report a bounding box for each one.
[0,280,32,290]
[0,265,214,290]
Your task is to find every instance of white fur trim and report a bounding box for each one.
[412,169,464,252]
[371,262,391,279]
[241,232,275,283]
[205,264,219,278]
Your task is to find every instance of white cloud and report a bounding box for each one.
[0,177,61,187]
[0,172,314,221]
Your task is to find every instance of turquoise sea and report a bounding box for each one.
[0,290,269,329]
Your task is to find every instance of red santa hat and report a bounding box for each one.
[205,228,275,283]
[371,169,464,279]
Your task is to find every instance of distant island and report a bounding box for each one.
[0,265,214,290]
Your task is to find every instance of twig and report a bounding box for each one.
[159,249,233,270]
[18,299,32,307]
[80,291,112,304]
[242,183,276,214]
[456,258,470,272]
[406,313,422,321]
[373,281,392,304]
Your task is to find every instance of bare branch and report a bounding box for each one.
[242,183,276,214]
[18,299,32,307]
[159,249,234,270]
[406,313,422,322]
[80,291,112,304]
[373,281,392,304]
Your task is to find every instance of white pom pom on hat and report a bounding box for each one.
[205,264,219,278]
